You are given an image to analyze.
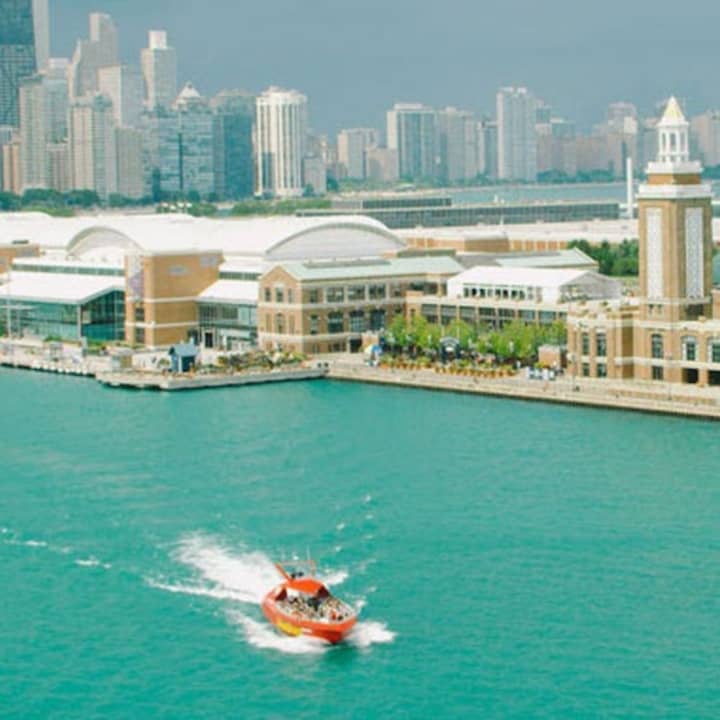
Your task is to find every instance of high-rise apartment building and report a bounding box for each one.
[141,31,177,110]
[46,141,69,192]
[44,58,69,143]
[68,13,119,101]
[255,87,307,198]
[115,126,143,199]
[175,82,214,197]
[364,147,399,183]
[536,117,577,178]
[141,107,181,198]
[480,120,498,179]
[386,103,437,181]
[691,111,720,167]
[98,65,144,128]
[0,0,39,127]
[212,90,255,200]
[19,73,45,189]
[337,128,378,179]
[437,107,477,184]
[496,87,538,181]
[69,94,117,198]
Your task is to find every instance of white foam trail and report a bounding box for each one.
[347,621,396,649]
[227,611,328,655]
[321,569,348,587]
[336,522,346,532]
[364,494,373,504]
[24,539,47,548]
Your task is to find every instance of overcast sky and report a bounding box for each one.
[51,0,720,134]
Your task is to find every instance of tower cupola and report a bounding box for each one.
[657,97,689,165]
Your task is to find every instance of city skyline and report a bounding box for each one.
[50,0,720,134]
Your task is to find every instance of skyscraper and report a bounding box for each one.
[496,87,538,181]
[140,106,181,199]
[175,82,214,197]
[44,58,69,143]
[337,128,378,180]
[0,0,38,127]
[69,93,117,198]
[31,0,48,72]
[19,73,46,189]
[212,90,255,200]
[255,87,307,198]
[386,103,437,181]
[98,65,144,128]
[141,31,177,110]
[68,13,119,100]
[436,107,477,184]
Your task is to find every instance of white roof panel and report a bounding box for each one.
[197,280,258,304]
[2,272,124,304]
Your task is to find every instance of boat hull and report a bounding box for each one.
[262,595,357,645]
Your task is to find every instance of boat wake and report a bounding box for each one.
[147,534,395,655]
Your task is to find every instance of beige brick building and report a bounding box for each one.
[568,98,720,386]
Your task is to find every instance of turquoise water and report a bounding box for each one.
[2,369,720,719]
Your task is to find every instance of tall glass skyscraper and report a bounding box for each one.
[0,0,37,127]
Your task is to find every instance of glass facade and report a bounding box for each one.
[0,0,37,127]
[198,301,257,349]
[0,290,125,342]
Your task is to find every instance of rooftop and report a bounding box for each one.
[1,272,123,304]
[197,280,259,305]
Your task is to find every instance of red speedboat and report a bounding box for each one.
[261,562,358,644]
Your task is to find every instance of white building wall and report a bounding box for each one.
[255,87,307,198]
[19,75,47,190]
[141,31,178,110]
[497,87,538,182]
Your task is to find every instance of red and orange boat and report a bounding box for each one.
[261,561,358,644]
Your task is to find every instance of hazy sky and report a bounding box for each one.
[51,0,720,134]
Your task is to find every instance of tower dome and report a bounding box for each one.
[656,96,689,165]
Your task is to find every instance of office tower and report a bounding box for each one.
[69,94,117,198]
[607,102,637,132]
[437,107,477,184]
[98,65,144,128]
[31,0,48,72]
[302,155,326,195]
[480,120,498,179]
[496,87,538,181]
[690,111,720,167]
[141,31,177,110]
[175,82,214,197]
[536,117,577,177]
[386,103,437,181]
[337,128,378,180]
[364,147,399,183]
[68,13,119,100]
[0,124,15,190]
[0,0,38,127]
[47,142,69,192]
[44,58,68,142]
[255,86,307,198]
[141,106,180,198]
[115,126,143,198]
[211,89,255,199]
[19,74,46,189]
[1,131,21,192]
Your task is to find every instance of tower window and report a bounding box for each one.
[682,337,697,362]
[651,333,664,359]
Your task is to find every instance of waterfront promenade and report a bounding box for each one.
[326,356,720,421]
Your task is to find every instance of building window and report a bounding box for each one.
[651,333,664,359]
[597,363,607,378]
[368,284,386,300]
[349,311,365,333]
[370,309,385,331]
[135,327,145,344]
[709,341,720,364]
[326,287,344,303]
[347,286,366,301]
[582,363,590,377]
[327,312,344,334]
[682,336,697,362]
[287,289,294,304]
[264,288,271,302]
[308,289,320,304]
[134,305,145,322]
[289,316,295,334]
[275,287,284,303]
[581,332,590,355]
[652,365,664,381]
[390,283,403,299]
[310,315,319,335]
[596,333,607,357]
[275,313,284,334]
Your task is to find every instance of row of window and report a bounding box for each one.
[582,331,720,364]
[263,282,439,305]
[581,333,607,357]
[265,310,387,336]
